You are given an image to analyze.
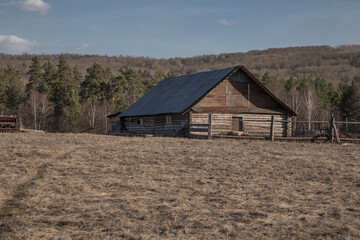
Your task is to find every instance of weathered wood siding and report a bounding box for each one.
[188,71,292,137]
[123,114,187,136]
[110,116,121,133]
[192,71,286,114]
[189,113,291,137]
[239,114,288,136]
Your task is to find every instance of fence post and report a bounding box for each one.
[270,116,275,141]
[208,113,212,139]
[329,114,334,143]
[332,116,340,144]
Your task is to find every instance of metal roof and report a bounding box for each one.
[119,65,296,118]
[119,66,238,117]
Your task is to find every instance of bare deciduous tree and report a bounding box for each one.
[27,90,41,130]
[26,90,53,130]
[302,86,318,131]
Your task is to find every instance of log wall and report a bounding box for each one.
[189,113,291,137]
[110,116,121,133]
[122,114,188,136]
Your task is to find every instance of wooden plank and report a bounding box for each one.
[208,114,212,139]
[190,124,209,127]
[332,119,341,144]
[336,121,360,124]
[270,116,275,141]
[190,128,208,132]
[329,115,334,143]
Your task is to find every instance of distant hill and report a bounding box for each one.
[1,45,360,85]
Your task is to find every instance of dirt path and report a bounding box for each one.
[0,146,80,239]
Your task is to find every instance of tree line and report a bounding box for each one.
[256,72,360,131]
[0,56,175,132]
[1,55,359,133]
[1,45,360,85]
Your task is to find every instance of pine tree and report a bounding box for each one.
[0,66,7,113]
[313,78,338,110]
[340,77,360,121]
[63,88,82,132]
[42,61,57,97]
[0,66,23,114]
[118,66,145,105]
[53,56,82,131]
[80,63,111,128]
[73,65,83,85]
[26,56,46,97]
[109,74,127,110]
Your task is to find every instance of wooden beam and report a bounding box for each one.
[208,113,212,139]
[332,117,341,144]
[329,114,334,143]
[270,116,275,141]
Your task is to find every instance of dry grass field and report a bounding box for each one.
[0,133,359,239]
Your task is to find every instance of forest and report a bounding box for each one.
[1,45,360,84]
[0,45,360,133]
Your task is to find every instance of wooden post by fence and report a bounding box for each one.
[329,115,334,143]
[208,113,212,139]
[332,117,340,144]
[270,116,275,141]
[329,114,340,144]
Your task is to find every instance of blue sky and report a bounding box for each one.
[0,0,360,58]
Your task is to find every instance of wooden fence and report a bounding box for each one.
[190,114,360,144]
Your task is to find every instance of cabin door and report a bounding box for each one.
[232,117,243,131]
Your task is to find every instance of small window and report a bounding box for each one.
[137,119,143,125]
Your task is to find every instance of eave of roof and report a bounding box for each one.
[106,111,122,118]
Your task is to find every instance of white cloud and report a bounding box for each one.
[73,43,91,51]
[17,0,51,14]
[0,35,38,52]
[218,19,236,26]
[66,43,91,51]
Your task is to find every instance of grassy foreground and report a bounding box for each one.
[0,133,359,239]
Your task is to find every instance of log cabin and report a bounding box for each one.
[109,66,296,137]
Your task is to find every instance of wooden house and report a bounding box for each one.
[111,66,296,137]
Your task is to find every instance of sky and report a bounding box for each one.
[0,0,360,58]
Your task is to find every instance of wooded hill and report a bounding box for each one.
[1,44,360,85]
[1,45,360,133]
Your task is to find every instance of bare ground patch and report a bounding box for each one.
[0,133,359,239]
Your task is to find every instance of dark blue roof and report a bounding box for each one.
[119,66,238,117]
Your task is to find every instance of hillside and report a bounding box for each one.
[1,133,360,239]
[1,45,360,85]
